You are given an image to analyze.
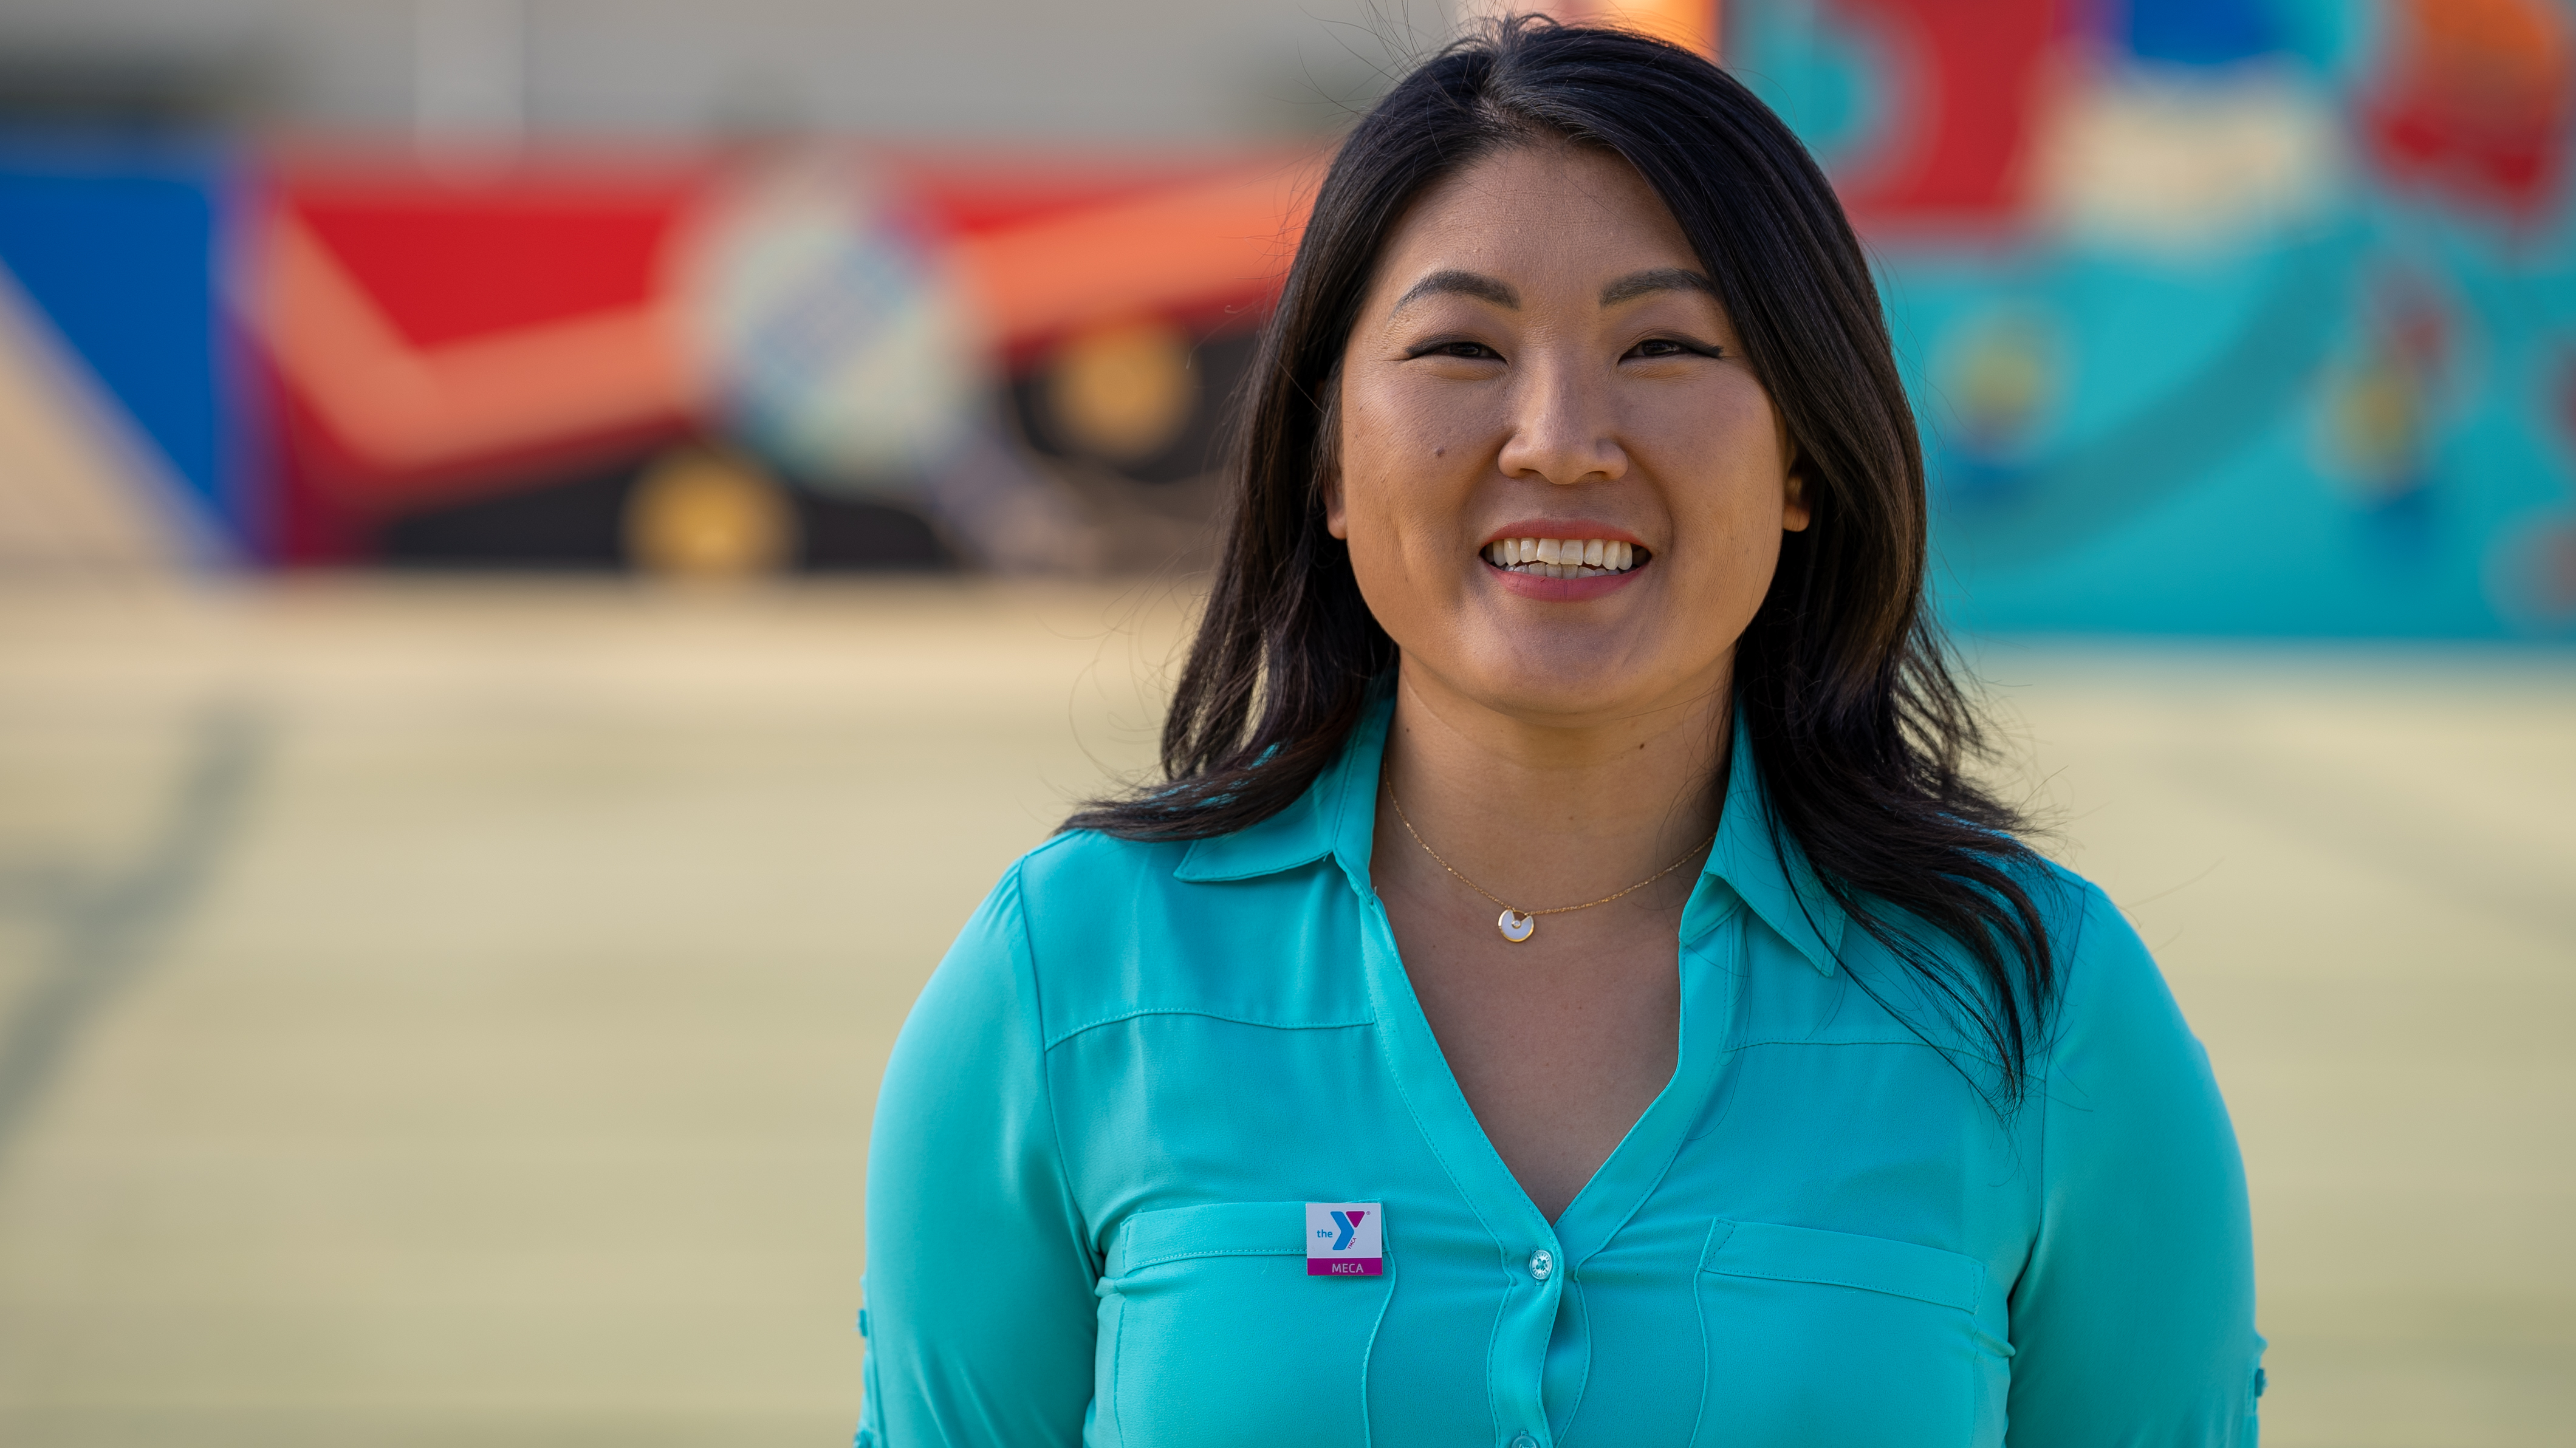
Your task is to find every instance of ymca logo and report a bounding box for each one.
[1304,1201,1383,1277]
[1323,1209,1366,1250]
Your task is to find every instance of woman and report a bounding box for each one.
[861,19,2259,1447]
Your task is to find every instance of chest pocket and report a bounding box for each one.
[1692,1220,2010,1448]
[1097,1202,1392,1448]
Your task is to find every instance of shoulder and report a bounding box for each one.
[932,829,1190,992]
[1821,849,2102,1049]
[939,827,1370,1051]
[2040,864,2185,1055]
[1010,827,1222,977]
[1014,824,1195,911]
[1832,849,2219,1120]
[1989,850,2102,975]
[2023,863,2227,1137]
[1950,852,2190,1072]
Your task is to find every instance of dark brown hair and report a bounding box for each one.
[1068,16,2060,1097]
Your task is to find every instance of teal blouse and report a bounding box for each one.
[860,697,2263,1447]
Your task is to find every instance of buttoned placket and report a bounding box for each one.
[1337,785,1748,1448]
[1289,688,1851,1446]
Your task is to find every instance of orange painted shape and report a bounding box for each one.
[951,156,1327,350]
[255,210,701,493]
[1557,1,1719,56]
[2366,0,2575,217]
[1629,0,1719,57]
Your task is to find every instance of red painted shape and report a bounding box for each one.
[1828,0,2070,235]
[2362,0,2575,222]
[283,160,704,348]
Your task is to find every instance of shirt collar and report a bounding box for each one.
[1173,688,1845,977]
[1683,715,1846,974]
[1168,694,1387,884]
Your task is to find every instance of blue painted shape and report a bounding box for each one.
[1913,227,2365,573]
[1726,0,1891,172]
[0,134,248,550]
[2120,0,2282,66]
[1894,206,2576,638]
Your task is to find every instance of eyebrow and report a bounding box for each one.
[1391,269,1518,313]
[1600,267,1718,306]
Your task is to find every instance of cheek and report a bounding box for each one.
[1639,387,1791,605]
[1652,385,1787,524]
[1343,378,1450,472]
[1338,383,1473,548]
[1334,399,1485,643]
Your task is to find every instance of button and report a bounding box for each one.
[1527,1248,1554,1282]
[1511,1436,1540,1448]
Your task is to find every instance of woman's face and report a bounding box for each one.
[1329,142,1807,730]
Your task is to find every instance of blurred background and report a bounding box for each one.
[0,1,2566,1445]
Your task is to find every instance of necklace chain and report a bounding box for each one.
[1384,782,1712,924]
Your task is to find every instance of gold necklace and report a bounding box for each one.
[1383,783,1713,943]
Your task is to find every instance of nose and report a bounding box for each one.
[1495,354,1627,486]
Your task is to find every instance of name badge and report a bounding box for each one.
[1306,1201,1383,1276]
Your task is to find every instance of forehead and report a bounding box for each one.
[1371,143,1698,295]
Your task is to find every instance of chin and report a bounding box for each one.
[1447,641,1659,723]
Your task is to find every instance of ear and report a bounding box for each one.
[1782,449,1812,533]
[1320,375,1351,539]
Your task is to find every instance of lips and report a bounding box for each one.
[1475,517,1654,602]
[1478,536,1650,602]
[1481,534,1644,578]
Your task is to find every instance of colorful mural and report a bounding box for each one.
[1733,0,2576,635]
[0,1,2570,637]
[245,145,1315,573]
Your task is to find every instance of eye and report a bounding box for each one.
[1626,336,1719,360]
[1408,338,1504,361]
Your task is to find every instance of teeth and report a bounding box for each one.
[1481,536,1645,577]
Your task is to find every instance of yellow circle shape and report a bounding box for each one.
[623,449,798,579]
[1044,320,1198,465]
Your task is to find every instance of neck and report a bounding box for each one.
[1379,655,1730,909]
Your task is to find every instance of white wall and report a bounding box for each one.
[0,0,1462,141]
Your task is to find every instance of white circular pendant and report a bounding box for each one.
[1496,909,1535,943]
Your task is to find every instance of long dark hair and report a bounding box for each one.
[1068,17,2060,1098]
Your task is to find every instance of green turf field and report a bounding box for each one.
[0,581,2566,1446]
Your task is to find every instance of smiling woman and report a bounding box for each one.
[860,17,2261,1448]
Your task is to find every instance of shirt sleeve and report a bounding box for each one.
[2004,883,2264,1446]
[860,863,1096,1447]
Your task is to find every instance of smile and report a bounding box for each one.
[1480,535,1648,579]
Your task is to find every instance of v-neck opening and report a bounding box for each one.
[1343,804,1745,1271]
[1314,689,1763,1268]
